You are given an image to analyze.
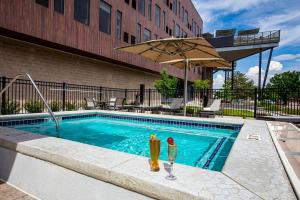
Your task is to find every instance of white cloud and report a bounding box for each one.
[269,61,283,71]
[246,61,284,85]
[192,0,271,23]
[273,54,300,61]
[213,73,225,89]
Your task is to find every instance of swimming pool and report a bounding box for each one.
[7,113,241,171]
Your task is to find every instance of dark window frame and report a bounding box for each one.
[147,0,152,21]
[54,0,64,14]
[144,28,151,41]
[99,0,112,34]
[123,32,129,43]
[74,0,90,25]
[36,0,49,7]
[132,0,137,9]
[155,4,161,28]
[138,0,145,16]
[116,10,122,40]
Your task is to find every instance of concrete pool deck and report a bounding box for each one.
[0,110,297,199]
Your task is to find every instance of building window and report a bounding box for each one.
[36,0,48,7]
[74,0,90,25]
[184,10,188,26]
[173,20,175,36]
[54,0,64,14]
[147,0,152,20]
[181,6,184,23]
[175,24,180,38]
[132,0,137,9]
[178,1,180,18]
[162,11,166,31]
[144,28,151,41]
[123,32,129,43]
[138,0,145,16]
[99,0,111,34]
[125,0,130,4]
[193,21,197,36]
[173,0,177,15]
[155,5,161,28]
[131,35,136,44]
[136,23,141,43]
[116,10,122,40]
[169,3,172,11]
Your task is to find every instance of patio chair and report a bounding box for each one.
[84,97,97,110]
[200,99,222,118]
[160,98,184,113]
[106,97,118,110]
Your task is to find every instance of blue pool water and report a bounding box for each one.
[11,114,240,171]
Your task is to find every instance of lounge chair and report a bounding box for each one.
[84,97,97,110]
[160,98,184,113]
[200,99,222,118]
[106,97,117,110]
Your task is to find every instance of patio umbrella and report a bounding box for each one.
[116,37,226,116]
[160,58,231,69]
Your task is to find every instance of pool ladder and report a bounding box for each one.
[0,73,60,132]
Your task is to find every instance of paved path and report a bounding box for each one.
[0,181,35,200]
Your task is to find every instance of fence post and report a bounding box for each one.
[254,88,257,118]
[99,86,102,101]
[148,89,151,107]
[62,82,66,111]
[125,89,127,99]
[1,76,6,115]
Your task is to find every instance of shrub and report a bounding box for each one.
[25,101,43,113]
[154,70,178,99]
[186,106,202,115]
[66,102,76,111]
[50,101,60,112]
[1,101,20,115]
[192,80,210,90]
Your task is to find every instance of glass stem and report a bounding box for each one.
[170,161,174,176]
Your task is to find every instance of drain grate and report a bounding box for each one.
[247,133,261,140]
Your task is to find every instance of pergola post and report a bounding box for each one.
[258,50,262,90]
[262,48,273,89]
[183,59,189,116]
[231,61,235,90]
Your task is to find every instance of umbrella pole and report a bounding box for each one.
[183,59,189,116]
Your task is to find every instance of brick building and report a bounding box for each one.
[0,0,206,89]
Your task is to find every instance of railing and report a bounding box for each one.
[0,76,299,118]
[0,74,60,131]
[234,30,280,46]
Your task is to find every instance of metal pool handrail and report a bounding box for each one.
[0,73,60,133]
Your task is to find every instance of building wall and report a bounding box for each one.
[0,0,203,81]
[0,36,159,89]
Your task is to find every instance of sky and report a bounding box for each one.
[192,0,300,88]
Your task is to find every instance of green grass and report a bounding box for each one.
[222,109,254,118]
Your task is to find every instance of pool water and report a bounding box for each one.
[13,116,239,171]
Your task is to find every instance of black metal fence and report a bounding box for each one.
[0,76,299,118]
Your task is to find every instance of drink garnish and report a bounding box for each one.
[167,137,174,145]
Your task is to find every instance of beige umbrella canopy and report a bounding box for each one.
[116,37,226,116]
[160,58,231,69]
[116,37,221,62]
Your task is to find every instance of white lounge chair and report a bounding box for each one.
[200,99,222,118]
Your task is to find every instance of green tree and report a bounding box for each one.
[154,70,178,99]
[224,71,255,90]
[192,80,210,90]
[266,71,300,104]
[215,71,255,100]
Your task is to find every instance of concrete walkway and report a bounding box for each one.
[0,181,35,200]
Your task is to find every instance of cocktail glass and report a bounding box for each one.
[149,139,160,171]
[166,144,177,180]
